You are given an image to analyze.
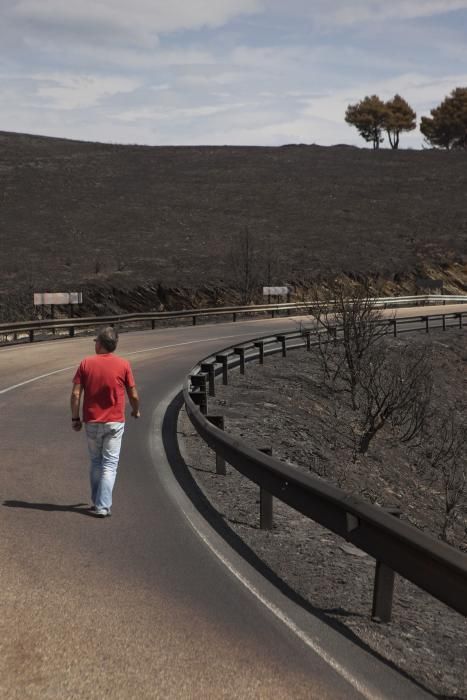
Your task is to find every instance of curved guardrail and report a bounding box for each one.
[1,294,466,344]
[183,311,467,622]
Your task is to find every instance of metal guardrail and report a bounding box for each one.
[183,312,467,622]
[1,294,466,344]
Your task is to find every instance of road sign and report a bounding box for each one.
[34,292,83,305]
[263,286,289,296]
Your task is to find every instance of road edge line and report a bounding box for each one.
[149,386,412,700]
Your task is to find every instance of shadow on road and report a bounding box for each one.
[3,500,94,516]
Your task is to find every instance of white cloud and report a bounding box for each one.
[53,45,216,71]
[32,73,141,110]
[114,102,248,123]
[149,84,170,92]
[178,72,243,87]
[11,0,263,44]
[264,0,467,27]
[229,43,412,78]
[1,1,467,147]
[231,45,310,70]
[329,0,467,25]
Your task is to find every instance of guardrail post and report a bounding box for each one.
[278,335,287,357]
[190,374,208,415]
[69,326,75,338]
[254,340,265,364]
[303,330,311,351]
[259,448,273,530]
[207,415,226,475]
[151,319,156,330]
[392,319,397,337]
[425,316,429,333]
[233,312,237,322]
[189,391,207,415]
[372,506,401,622]
[271,309,275,318]
[201,362,216,397]
[459,313,463,329]
[216,355,229,385]
[29,330,34,342]
[442,315,446,331]
[234,347,246,374]
[192,315,197,326]
[372,562,395,623]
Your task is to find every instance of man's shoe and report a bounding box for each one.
[94,508,111,518]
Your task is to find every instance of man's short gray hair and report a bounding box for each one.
[96,326,118,352]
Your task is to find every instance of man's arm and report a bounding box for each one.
[70,383,83,431]
[126,386,140,418]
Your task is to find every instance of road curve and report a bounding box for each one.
[0,308,459,699]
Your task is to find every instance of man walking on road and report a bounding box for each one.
[70,326,140,517]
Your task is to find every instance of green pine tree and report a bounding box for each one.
[383,94,417,149]
[345,95,387,149]
[420,87,467,150]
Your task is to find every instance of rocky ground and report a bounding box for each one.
[179,327,467,699]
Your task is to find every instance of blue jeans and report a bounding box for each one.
[85,422,125,511]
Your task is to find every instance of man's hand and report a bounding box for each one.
[71,384,83,431]
[127,386,140,419]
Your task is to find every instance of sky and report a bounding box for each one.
[1,0,467,148]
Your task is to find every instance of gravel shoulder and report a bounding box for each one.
[179,328,467,699]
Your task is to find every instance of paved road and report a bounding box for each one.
[1,308,460,699]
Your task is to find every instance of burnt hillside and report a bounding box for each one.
[0,130,466,318]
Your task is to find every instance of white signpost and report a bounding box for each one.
[262,286,289,297]
[263,286,290,303]
[34,292,83,324]
[34,292,83,306]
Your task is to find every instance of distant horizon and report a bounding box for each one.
[2,1,467,150]
[0,127,436,151]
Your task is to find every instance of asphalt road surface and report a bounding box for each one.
[1,306,462,699]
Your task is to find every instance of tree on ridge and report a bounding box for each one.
[420,87,467,149]
[345,95,387,149]
[345,94,417,149]
[384,94,417,149]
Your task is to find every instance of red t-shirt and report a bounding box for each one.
[73,354,136,423]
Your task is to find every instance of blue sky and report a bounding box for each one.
[1,0,467,148]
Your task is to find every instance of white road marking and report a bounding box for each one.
[183,521,381,700]
[0,317,308,357]
[124,331,257,357]
[0,366,76,394]
[150,391,386,700]
[0,331,258,395]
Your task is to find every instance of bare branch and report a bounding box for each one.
[418,411,467,541]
